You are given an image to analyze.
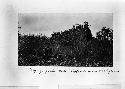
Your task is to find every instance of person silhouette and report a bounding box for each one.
[84,21,92,41]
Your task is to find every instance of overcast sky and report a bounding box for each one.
[18,13,113,37]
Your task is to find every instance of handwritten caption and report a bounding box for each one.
[29,68,119,75]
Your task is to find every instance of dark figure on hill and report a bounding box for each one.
[84,21,92,41]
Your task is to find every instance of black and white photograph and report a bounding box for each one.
[1,0,125,89]
[18,13,113,67]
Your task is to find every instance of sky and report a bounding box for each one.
[18,13,113,37]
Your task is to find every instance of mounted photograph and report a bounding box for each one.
[18,13,113,67]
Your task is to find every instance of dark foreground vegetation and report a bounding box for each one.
[18,21,113,67]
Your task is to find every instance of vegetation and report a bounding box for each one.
[18,21,113,67]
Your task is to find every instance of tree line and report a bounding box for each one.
[18,21,113,67]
